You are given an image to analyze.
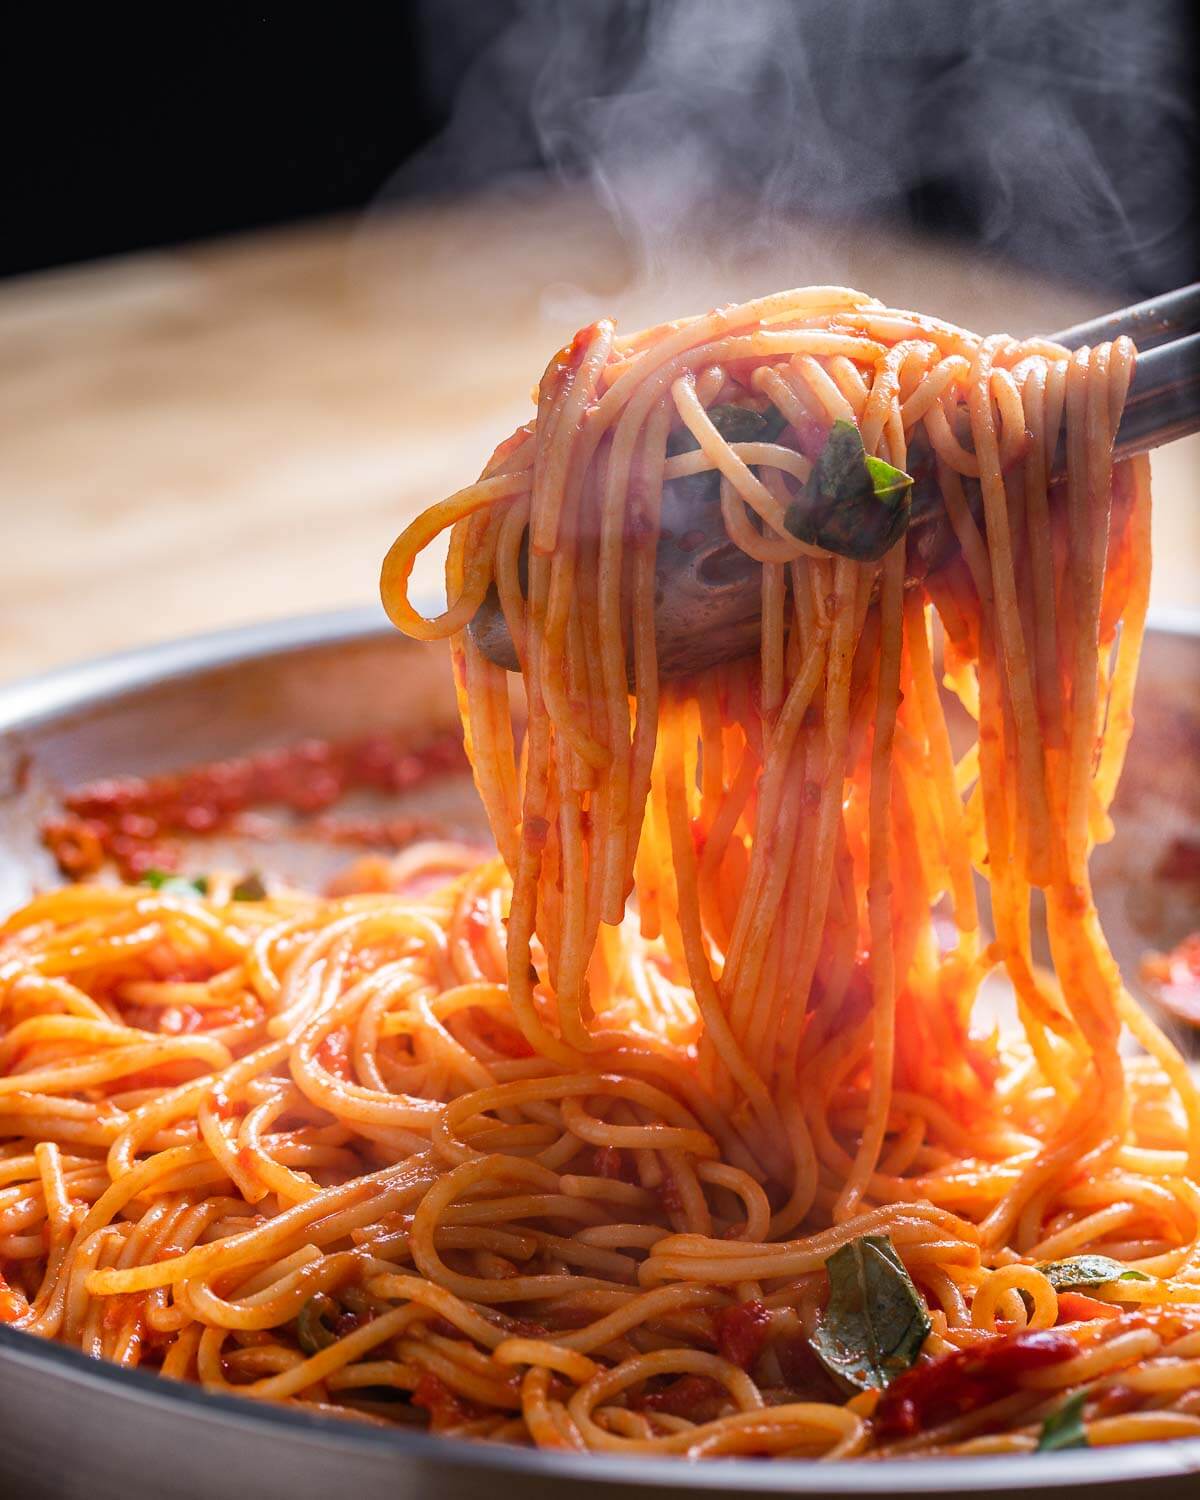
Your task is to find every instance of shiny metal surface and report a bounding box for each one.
[1,605,1198,1499]
[469,290,1200,681]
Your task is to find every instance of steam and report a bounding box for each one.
[383,0,1195,308]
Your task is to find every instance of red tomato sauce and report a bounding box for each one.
[639,1373,728,1420]
[411,1372,477,1429]
[714,1299,772,1371]
[873,1329,1077,1439]
[591,1146,628,1181]
[40,730,466,880]
[1142,930,1200,1026]
[316,1029,354,1080]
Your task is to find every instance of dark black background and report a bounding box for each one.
[4,2,1196,295]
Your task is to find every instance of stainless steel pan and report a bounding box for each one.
[1,606,1198,1500]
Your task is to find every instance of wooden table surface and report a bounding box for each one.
[2,191,1195,685]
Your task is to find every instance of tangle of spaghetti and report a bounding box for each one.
[3,287,1200,1460]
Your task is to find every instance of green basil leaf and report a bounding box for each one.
[232,872,268,901]
[1035,1255,1151,1291]
[756,404,789,444]
[783,419,913,562]
[139,869,209,897]
[808,1233,931,1392]
[1036,1389,1090,1451]
[865,454,913,504]
[296,1294,339,1355]
[667,402,786,456]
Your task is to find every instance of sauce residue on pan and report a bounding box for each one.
[41,731,467,880]
[1143,931,1200,1027]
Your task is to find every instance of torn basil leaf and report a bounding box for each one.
[296,1294,339,1355]
[139,869,209,897]
[667,402,787,457]
[783,418,913,562]
[232,872,268,901]
[748,402,789,444]
[1036,1390,1089,1451]
[808,1233,931,1392]
[1036,1256,1151,1291]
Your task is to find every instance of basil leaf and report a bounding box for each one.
[139,869,208,897]
[667,402,787,456]
[783,419,913,561]
[296,1294,339,1355]
[756,404,789,444]
[808,1233,931,1392]
[865,454,913,505]
[232,872,268,901]
[1036,1255,1151,1291]
[1037,1389,1089,1451]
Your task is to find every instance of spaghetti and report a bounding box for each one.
[4,287,1200,1460]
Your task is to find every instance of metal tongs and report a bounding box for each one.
[471,285,1200,679]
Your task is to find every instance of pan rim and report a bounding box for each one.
[1,602,1196,732]
[3,1318,1198,1492]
